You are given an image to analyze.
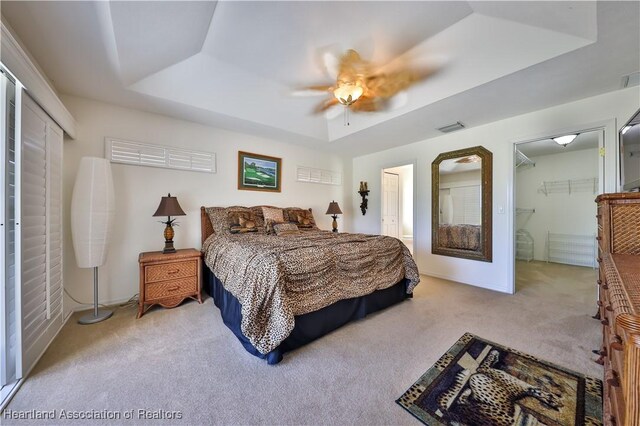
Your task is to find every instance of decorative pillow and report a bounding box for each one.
[284,208,318,229]
[264,219,285,234]
[262,206,284,223]
[273,223,301,236]
[206,206,262,235]
[228,210,259,234]
[262,206,285,233]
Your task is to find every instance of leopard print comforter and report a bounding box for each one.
[203,230,420,354]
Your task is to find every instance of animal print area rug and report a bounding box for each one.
[396,333,603,426]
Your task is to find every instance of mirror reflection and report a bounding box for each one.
[438,155,482,251]
[432,146,492,262]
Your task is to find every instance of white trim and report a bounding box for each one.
[0,22,76,139]
[380,159,418,249]
[508,119,615,294]
[420,271,511,294]
[0,72,7,386]
[13,83,23,382]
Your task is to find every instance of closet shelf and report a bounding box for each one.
[515,149,535,170]
[537,177,598,196]
[516,229,534,262]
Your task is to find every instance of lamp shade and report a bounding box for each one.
[153,193,185,217]
[325,201,343,215]
[71,157,115,268]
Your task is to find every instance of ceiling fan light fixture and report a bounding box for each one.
[552,134,578,146]
[333,83,363,106]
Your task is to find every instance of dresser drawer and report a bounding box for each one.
[145,276,198,301]
[145,259,197,283]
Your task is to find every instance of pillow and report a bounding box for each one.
[228,210,259,234]
[206,206,262,235]
[284,208,318,229]
[262,206,284,223]
[262,206,285,233]
[273,223,301,236]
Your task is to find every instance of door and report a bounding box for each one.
[1,69,21,389]
[382,172,399,238]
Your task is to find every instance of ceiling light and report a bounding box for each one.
[622,125,633,135]
[456,155,481,164]
[552,134,578,146]
[333,82,363,106]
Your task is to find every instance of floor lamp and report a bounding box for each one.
[71,157,115,324]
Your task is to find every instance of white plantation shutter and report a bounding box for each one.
[46,125,63,322]
[20,94,63,374]
[296,166,342,186]
[450,185,481,226]
[106,137,216,173]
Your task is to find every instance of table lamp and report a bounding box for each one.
[153,193,186,253]
[326,201,343,233]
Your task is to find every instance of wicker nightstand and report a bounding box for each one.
[137,248,202,318]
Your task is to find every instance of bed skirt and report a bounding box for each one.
[203,266,412,364]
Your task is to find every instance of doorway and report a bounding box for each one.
[513,129,604,293]
[381,164,414,253]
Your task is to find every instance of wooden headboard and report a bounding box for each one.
[200,206,214,246]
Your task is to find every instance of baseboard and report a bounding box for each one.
[420,271,512,294]
[0,311,74,412]
[66,294,136,316]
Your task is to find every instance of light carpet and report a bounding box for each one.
[4,261,601,425]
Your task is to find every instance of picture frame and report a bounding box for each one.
[238,151,282,192]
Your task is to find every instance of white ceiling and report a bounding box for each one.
[1,1,639,157]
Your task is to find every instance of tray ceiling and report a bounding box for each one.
[2,1,639,156]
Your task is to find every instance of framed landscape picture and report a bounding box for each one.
[238,151,282,192]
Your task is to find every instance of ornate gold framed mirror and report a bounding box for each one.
[431,146,492,262]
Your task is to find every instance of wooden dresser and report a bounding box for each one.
[138,248,202,318]
[595,193,640,426]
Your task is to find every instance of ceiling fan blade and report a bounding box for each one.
[338,49,370,82]
[291,85,334,97]
[365,68,426,99]
[313,97,339,114]
[350,96,380,112]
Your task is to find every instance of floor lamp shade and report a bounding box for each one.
[71,157,115,268]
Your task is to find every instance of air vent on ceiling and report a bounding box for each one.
[437,121,466,133]
[621,72,640,88]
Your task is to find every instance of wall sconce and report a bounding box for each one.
[358,181,370,215]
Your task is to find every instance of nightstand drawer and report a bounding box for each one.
[145,260,197,283]
[145,276,198,301]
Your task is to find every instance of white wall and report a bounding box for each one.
[516,147,599,260]
[350,87,639,293]
[384,164,414,238]
[61,95,345,315]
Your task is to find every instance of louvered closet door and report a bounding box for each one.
[21,94,63,375]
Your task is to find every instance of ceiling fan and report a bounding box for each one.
[294,49,433,121]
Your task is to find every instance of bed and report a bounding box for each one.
[200,205,420,364]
